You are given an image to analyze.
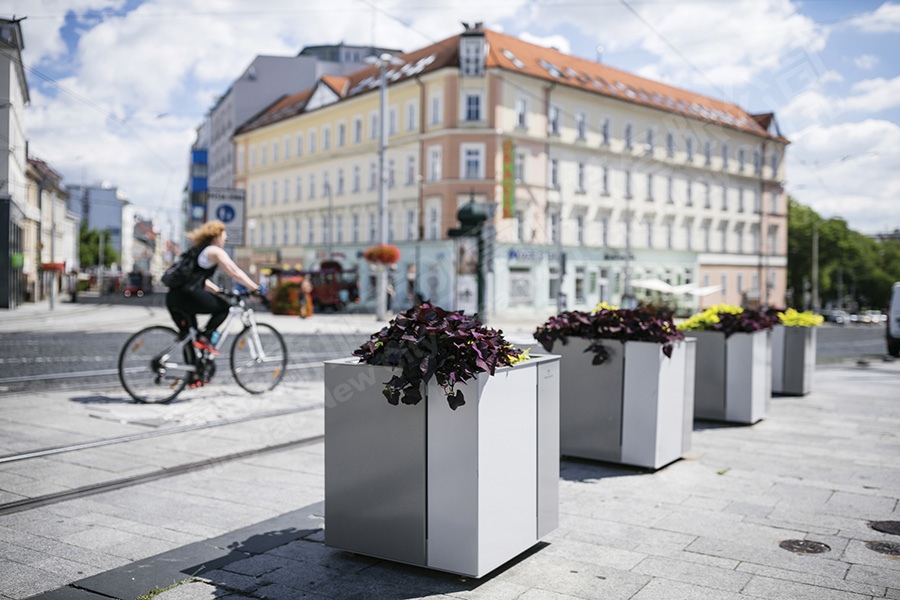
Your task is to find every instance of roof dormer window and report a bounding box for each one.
[460,25,485,77]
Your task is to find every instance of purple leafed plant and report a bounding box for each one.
[353,302,521,409]
[534,306,684,365]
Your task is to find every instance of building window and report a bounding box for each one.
[514,210,525,242]
[464,92,482,121]
[406,210,415,241]
[768,225,778,254]
[309,174,316,199]
[388,210,395,241]
[430,94,442,125]
[516,98,527,128]
[666,222,674,249]
[721,186,728,211]
[737,273,744,293]
[703,224,711,252]
[738,148,746,171]
[296,134,303,157]
[720,225,727,252]
[684,222,692,250]
[754,148,762,174]
[666,131,675,157]
[309,130,317,154]
[600,117,610,145]
[549,211,559,244]
[704,139,712,165]
[405,101,417,132]
[736,227,744,252]
[282,221,288,245]
[428,147,442,182]
[388,159,395,188]
[428,206,439,240]
[602,166,609,195]
[577,163,586,192]
[646,220,653,248]
[738,188,745,212]
[514,152,525,183]
[624,122,633,149]
[295,176,302,202]
[625,170,632,198]
[283,178,289,203]
[260,182,267,206]
[323,172,331,197]
[272,140,279,163]
[646,174,653,201]
[308,218,315,244]
[550,159,559,189]
[389,107,398,136]
[576,112,587,140]
[250,146,257,168]
[548,265,560,301]
[261,144,268,165]
[461,144,484,179]
[322,126,331,151]
[770,190,778,214]
[353,166,360,193]
[352,213,360,243]
[353,117,362,144]
[337,169,345,195]
[601,215,609,246]
[667,176,674,204]
[721,143,729,168]
[576,215,584,244]
[685,137,695,162]
[686,180,693,206]
[336,215,344,244]
[704,182,711,208]
[575,266,586,302]
[368,213,376,242]
[283,136,291,160]
[258,223,265,246]
[294,219,301,245]
[369,162,377,190]
[754,190,761,213]
[337,123,346,147]
[548,105,560,135]
[406,155,416,186]
[645,126,654,153]
[369,113,378,140]
[721,274,727,296]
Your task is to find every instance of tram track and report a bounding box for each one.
[0,433,325,516]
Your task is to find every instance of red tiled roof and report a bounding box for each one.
[238,27,784,141]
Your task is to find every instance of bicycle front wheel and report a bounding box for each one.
[230,323,288,394]
[118,326,191,403]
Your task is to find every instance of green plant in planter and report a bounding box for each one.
[677,304,780,336]
[353,302,521,409]
[534,305,684,364]
[778,308,824,327]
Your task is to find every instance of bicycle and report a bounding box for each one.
[118,290,288,403]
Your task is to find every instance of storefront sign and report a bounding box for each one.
[251,248,281,264]
[502,138,515,218]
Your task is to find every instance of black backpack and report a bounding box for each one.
[161,246,202,289]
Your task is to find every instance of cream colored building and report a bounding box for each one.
[234,24,788,314]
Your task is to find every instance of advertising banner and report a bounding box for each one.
[502,138,515,218]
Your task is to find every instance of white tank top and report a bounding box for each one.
[198,246,216,270]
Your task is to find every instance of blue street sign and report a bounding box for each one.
[216,204,236,223]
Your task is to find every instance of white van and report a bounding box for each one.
[888,282,900,357]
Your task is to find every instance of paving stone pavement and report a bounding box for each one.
[1,303,899,599]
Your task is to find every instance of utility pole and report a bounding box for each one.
[811,220,819,313]
[98,230,105,296]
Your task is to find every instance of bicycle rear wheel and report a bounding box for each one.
[230,323,288,394]
[118,326,192,403]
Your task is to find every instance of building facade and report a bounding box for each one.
[0,17,28,308]
[66,183,129,269]
[233,24,788,315]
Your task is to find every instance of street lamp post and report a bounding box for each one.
[365,52,404,320]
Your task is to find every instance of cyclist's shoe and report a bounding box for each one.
[192,336,219,355]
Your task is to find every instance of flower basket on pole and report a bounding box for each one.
[363,244,400,264]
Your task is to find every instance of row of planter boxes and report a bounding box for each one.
[322,325,816,578]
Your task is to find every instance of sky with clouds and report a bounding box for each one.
[5,0,899,236]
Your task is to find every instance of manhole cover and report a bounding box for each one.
[779,539,831,554]
[871,521,900,536]
[866,541,900,556]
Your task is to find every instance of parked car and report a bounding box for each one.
[862,310,883,325]
[888,282,900,357]
[828,310,850,324]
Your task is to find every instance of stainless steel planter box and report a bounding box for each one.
[691,330,771,424]
[323,354,560,578]
[771,325,816,395]
[553,338,695,470]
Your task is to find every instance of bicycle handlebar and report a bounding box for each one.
[221,288,270,308]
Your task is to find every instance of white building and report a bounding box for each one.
[233,24,788,316]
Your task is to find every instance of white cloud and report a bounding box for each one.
[786,119,900,233]
[848,2,900,34]
[778,76,900,133]
[518,32,571,54]
[854,54,879,70]
[820,70,844,84]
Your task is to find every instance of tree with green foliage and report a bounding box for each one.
[78,223,119,268]
[787,197,900,310]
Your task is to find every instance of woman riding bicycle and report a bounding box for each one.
[166,220,259,355]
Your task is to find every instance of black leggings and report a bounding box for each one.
[166,288,230,339]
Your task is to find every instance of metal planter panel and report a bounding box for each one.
[323,360,427,566]
[537,359,560,538]
[774,326,816,395]
[556,338,623,462]
[725,330,770,424]
[692,331,728,420]
[681,338,697,454]
[621,340,689,469]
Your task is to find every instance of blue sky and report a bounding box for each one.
[5,0,900,236]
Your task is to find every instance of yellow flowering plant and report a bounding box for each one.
[778,308,824,327]
[677,304,778,336]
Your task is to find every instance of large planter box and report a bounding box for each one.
[691,330,771,424]
[552,338,695,469]
[323,354,560,578]
[771,325,816,396]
